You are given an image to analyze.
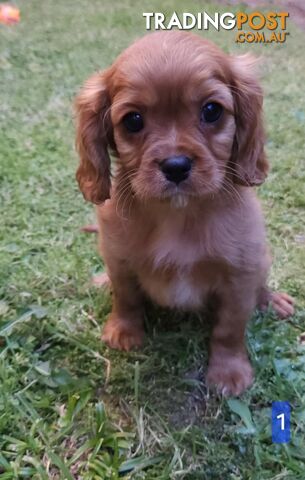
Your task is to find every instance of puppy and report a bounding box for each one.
[75,31,294,396]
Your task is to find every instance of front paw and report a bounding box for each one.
[207,354,253,396]
[101,314,144,351]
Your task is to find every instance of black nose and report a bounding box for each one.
[160,156,192,184]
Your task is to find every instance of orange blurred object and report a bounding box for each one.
[0,4,20,24]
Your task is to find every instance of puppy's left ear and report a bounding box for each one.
[229,54,269,186]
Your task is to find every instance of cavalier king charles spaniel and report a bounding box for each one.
[75,31,294,396]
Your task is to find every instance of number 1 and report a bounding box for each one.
[277,413,285,430]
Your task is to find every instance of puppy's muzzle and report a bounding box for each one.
[160,155,192,184]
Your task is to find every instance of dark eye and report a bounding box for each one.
[122,112,144,133]
[201,102,223,123]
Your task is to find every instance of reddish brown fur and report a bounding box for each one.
[75,31,294,396]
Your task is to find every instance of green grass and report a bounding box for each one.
[1,0,305,478]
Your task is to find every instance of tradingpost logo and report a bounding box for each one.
[143,12,289,44]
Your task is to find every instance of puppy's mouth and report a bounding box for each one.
[161,183,192,208]
[170,192,189,208]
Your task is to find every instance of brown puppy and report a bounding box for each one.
[75,31,294,396]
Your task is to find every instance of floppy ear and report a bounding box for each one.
[75,71,114,203]
[229,55,269,186]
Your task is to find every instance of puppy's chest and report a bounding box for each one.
[149,227,205,270]
[134,218,221,309]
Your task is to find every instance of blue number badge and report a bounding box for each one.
[272,401,291,443]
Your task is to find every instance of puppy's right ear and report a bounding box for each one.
[75,71,113,203]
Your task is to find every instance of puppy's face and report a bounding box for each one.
[75,32,269,205]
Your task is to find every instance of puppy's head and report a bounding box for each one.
[75,31,269,205]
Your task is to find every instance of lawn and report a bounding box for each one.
[1,0,305,478]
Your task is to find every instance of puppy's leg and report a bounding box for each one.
[258,286,294,319]
[91,272,111,289]
[101,262,144,351]
[257,251,295,318]
[80,224,99,233]
[207,281,255,396]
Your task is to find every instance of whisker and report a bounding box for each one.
[222,180,245,207]
[114,169,140,220]
[217,164,250,185]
